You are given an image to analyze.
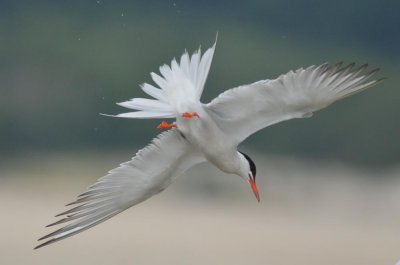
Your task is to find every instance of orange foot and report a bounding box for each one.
[157,121,177,129]
[182,112,199,118]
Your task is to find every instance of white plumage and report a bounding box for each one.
[36,40,382,249]
[114,42,216,118]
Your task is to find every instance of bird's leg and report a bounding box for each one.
[156,121,177,129]
[182,112,199,118]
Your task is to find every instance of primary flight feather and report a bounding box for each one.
[36,40,382,249]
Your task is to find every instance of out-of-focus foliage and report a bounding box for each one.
[0,0,399,166]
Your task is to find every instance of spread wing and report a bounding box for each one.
[206,62,383,144]
[35,129,204,249]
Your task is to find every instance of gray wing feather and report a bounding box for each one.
[35,129,204,249]
[207,62,383,143]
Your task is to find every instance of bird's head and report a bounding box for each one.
[238,151,260,202]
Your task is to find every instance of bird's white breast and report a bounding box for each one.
[176,104,240,174]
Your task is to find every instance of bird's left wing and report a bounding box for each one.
[206,62,383,144]
[35,129,204,249]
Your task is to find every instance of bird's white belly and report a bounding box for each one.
[176,105,239,174]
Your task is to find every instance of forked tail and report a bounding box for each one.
[108,40,216,119]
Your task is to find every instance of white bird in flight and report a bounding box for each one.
[36,40,383,249]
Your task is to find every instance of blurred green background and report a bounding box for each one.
[1,1,400,265]
[1,0,399,165]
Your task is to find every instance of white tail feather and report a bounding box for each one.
[140,83,169,102]
[111,40,217,119]
[117,98,173,112]
[114,111,175,119]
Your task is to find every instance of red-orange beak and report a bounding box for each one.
[248,175,260,202]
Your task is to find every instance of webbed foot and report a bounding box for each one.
[182,112,199,118]
[157,121,177,129]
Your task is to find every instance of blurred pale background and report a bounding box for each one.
[1,1,400,265]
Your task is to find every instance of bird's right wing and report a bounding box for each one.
[36,129,204,249]
[206,63,383,144]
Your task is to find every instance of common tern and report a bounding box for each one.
[36,40,383,249]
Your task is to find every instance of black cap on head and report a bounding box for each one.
[239,151,256,181]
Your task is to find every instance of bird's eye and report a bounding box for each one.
[239,151,256,181]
